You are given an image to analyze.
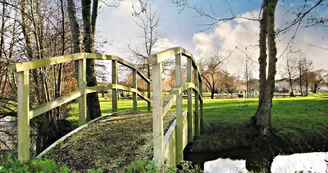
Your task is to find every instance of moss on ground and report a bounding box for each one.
[45,111,176,172]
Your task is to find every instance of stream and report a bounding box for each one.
[184,144,328,173]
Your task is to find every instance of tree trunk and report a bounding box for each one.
[248,0,278,140]
[299,66,303,96]
[257,1,268,105]
[305,70,309,96]
[81,0,101,120]
[211,91,214,99]
[287,58,295,97]
[313,84,318,94]
[66,0,81,76]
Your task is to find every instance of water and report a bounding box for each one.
[184,144,328,173]
[204,152,328,173]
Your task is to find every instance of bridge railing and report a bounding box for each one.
[10,53,151,161]
[149,47,204,166]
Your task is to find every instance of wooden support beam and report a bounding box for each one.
[187,58,193,142]
[30,90,82,119]
[194,69,200,136]
[175,53,183,163]
[199,80,204,133]
[147,82,151,111]
[17,70,30,161]
[132,70,137,111]
[152,62,164,167]
[112,60,118,112]
[78,59,87,125]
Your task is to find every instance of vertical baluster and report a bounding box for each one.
[112,60,118,112]
[132,69,137,111]
[152,61,164,167]
[194,69,200,136]
[175,53,183,163]
[199,78,204,133]
[79,58,87,125]
[17,70,30,161]
[147,81,151,111]
[187,58,193,142]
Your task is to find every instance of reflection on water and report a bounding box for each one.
[205,158,247,173]
[204,152,328,173]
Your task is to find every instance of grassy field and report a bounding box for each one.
[67,92,328,153]
[192,93,328,152]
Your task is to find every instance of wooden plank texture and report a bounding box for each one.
[132,70,137,111]
[187,58,193,143]
[152,62,164,167]
[112,60,118,112]
[175,53,183,163]
[79,59,87,125]
[17,70,30,161]
[10,53,83,73]
[30,90,82,119]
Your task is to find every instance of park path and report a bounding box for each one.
[44,111,176,172]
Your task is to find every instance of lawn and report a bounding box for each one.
[40,92,328,171]
[67,92,328,152]
[191,93,328,152]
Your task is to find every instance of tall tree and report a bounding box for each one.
[81,0,101,120]
[128,1,162,79]
[66,0,101,120]
[284,56,297,97]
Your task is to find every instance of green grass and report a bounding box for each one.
[56,92,328,170]
[191,93,328,152]
[68,93,328,152]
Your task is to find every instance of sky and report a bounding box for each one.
[95,0,328,80]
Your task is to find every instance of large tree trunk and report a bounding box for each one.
[66,0,81,76]
[248,0,278,140]
[81,0,101,120]
[211,90,214,99]
[257,1,268,105]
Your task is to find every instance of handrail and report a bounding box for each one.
[11,52,152,161]
[149,47,202,82]
[151,47,204,166]
[9,53,150,84]
[162,83,203,118]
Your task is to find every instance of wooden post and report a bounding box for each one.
[112,60,118,112]
[152,62,164,167]
[132,69,137,111]
[78,58,87,125]
[175,53,183,163]
[187,58,193,142]
[147,82,151,111]
[199,78,204,133]
[17,70,30,161]
[194,70,200,136]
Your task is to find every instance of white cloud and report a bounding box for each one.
[192,9,328,79]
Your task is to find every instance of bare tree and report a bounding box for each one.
[200,49,235,99]
[128,1,163,79]
[283,55,297,97]
[309,69,328,93]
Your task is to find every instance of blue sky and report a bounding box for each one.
[96,0,328,79]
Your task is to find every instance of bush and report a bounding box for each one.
[0,157,69,173]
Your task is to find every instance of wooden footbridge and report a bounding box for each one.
[10,47,204,168]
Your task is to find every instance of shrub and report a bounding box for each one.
[0,157,69,173]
